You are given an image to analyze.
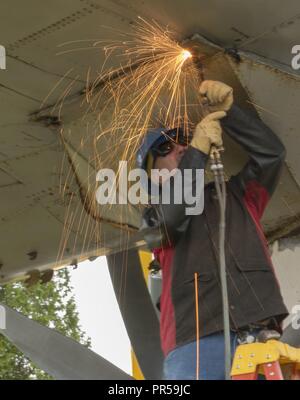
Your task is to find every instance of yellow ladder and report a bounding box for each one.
[231,340,300,380]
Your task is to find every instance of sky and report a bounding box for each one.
[69,257,132,374]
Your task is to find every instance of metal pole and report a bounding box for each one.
[210,147,231,380]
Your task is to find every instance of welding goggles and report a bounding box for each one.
[151,127,193,158]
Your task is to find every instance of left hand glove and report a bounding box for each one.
[200,80,233,112]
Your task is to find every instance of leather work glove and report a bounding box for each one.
[191,111,226,154]
[200,80,234,112]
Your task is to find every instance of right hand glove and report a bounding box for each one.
[191,111,226,155]
[200,80,233,112]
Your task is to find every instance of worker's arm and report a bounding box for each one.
[200,79,286,219]
[221,104,286,218]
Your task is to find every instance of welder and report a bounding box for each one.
[136,80,288,380]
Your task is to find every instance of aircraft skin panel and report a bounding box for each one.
[102,0,300,65]
[0,1,300,282]
[230,53,300,181]
[227,52,300,241]
[2,1,299,98]
[3,1,136,86]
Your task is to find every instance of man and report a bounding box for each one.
[136,80,288,380]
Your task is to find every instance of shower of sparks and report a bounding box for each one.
[84,17,204,168]
[181,49,192,61]
[48,17,207,266]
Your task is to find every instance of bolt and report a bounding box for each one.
[236,365,240,369]
[27,251,37,261]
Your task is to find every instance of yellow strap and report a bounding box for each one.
[131,250,153,380]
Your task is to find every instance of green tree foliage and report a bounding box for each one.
[0,268,91,379]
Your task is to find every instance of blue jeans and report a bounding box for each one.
[163,330,260,380]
